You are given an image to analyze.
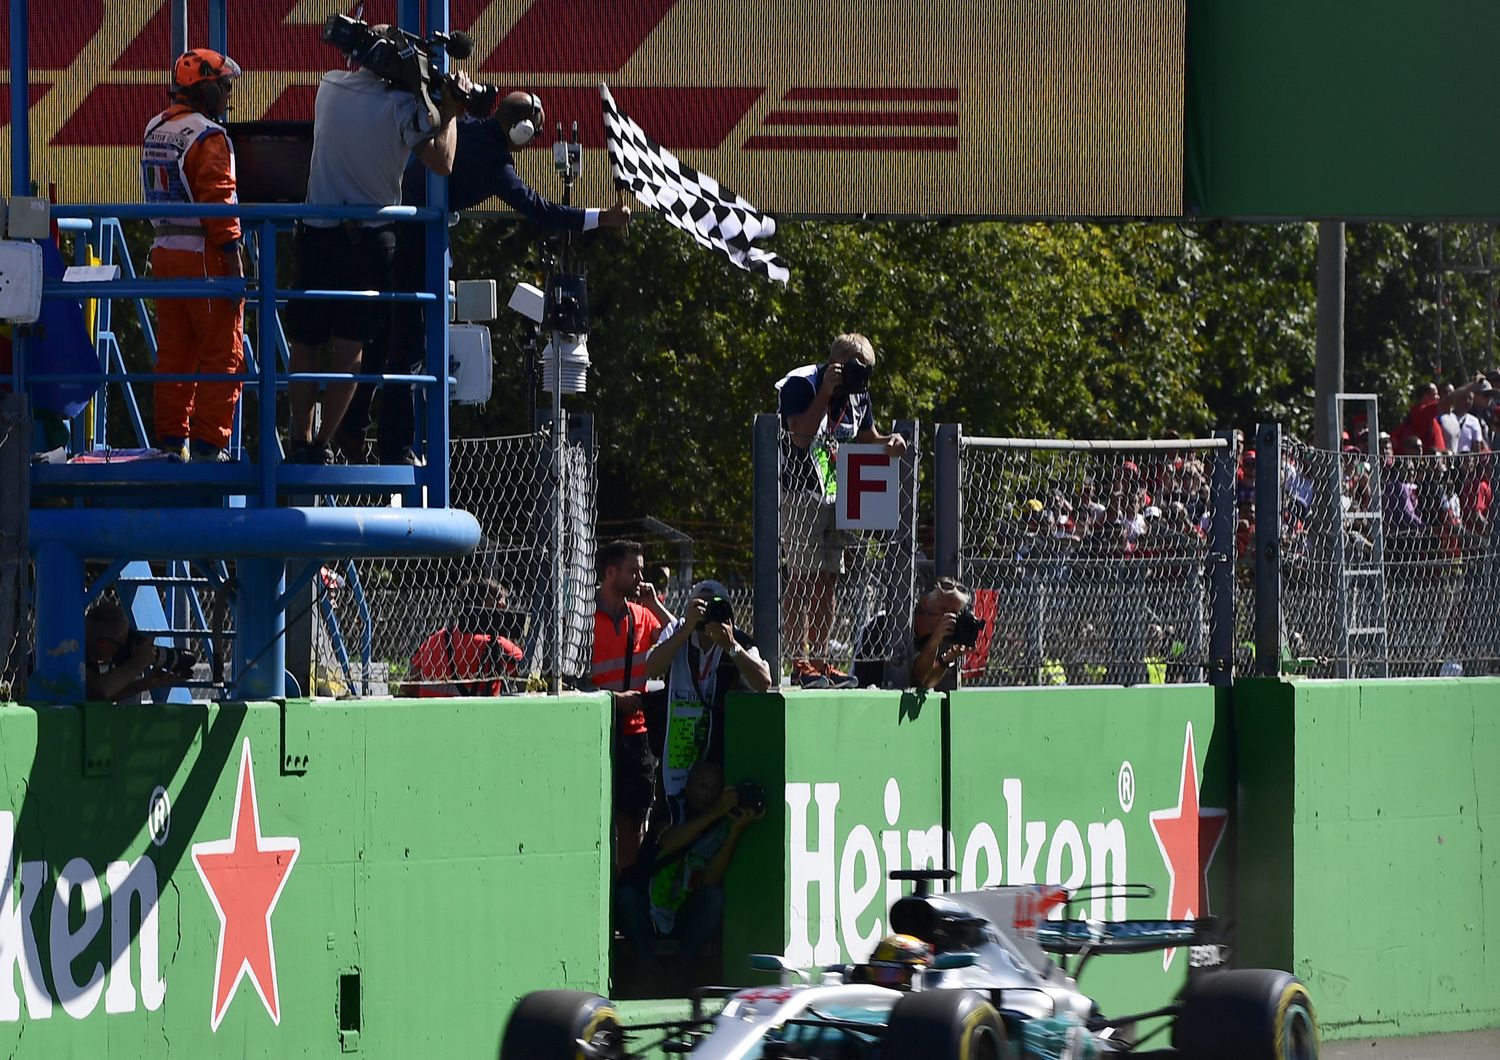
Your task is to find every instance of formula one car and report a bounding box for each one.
[499,870,1318,1059]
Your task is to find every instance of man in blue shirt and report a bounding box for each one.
[338,91,631,464]
[775,334,907,687]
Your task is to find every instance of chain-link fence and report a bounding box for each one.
[1273,437,1500,677]
[311,429,595,696]
[947,435,1235,686]
[1,394,30,701]
[760,417,920,684]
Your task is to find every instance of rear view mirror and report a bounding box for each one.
[932,951,980,971]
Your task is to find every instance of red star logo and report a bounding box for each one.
[1148,722,1227,971]
[192,738,301,1031]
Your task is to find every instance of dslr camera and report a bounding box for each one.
[700,595,734,626]
[122,632,199,674]
[948,608,986,649]
[321,14,499,119]
[733,779,766,816]
[835,358,871,397]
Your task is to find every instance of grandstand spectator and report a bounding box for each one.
[1458,380,1492,452]
[592,539,675,874]
[776,333,906,688]
[1391,378,1490,457]
[1382,454,1423,531]
[1438,384,1461,451]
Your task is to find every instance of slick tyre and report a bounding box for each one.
[882,989,1009,1060]
[499,990,623,1060]
[1173,969,1320,1060]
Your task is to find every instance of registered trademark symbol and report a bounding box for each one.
[1118,762,1135,813]
[147,786,171,847]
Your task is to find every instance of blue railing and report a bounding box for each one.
[15,200,452,509]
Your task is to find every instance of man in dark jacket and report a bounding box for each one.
[338,92,631,464]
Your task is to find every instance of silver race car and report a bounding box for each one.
[500,869,1318,1059]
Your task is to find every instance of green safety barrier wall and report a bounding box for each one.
[4,679,1496,1055]
[724,686,1231,1023]
[0,695,611,1057]
[1235,678,1500,1038]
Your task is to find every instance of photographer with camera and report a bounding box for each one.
[910,576,982,690]
[645,580,770,816]
[283,19,465,465]
[855,576,982,691]
[84,600,198,703]
[615,760,765,990]
[339,89,631,464]
[591,540,675,873]
[776,334,908,688]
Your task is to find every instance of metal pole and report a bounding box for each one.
[752,413,781,683]
[9,0,31,196]
[1253,423,1282,675]
[1207,430,1237,685]
[549,337,564,695]
[934,423,961,581]
[1313,221,1346,452]
[235,558,287,700]
[892,420,919,618]
[170,0,187,61]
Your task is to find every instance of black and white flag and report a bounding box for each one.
[600,83,789,285]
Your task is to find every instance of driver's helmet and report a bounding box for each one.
[858,933,933,991]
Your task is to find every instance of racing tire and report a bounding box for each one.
[1173,969,1320,1060]
[498,990,624,1060]
[882,989,1009,1060]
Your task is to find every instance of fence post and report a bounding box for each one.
[0,393,30,697]
[752,413,781,683]
[892,420,920,619]
[1253,423,1282,676]
[1207,429,1238,686]
[935,423,961,581]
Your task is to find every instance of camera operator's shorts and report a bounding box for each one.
[780,490,850,575]
[284,223,396,346]
[613,729,657,819]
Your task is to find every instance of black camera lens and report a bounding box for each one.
[949,609,985,648]
[702,595,734,625]
[154,645,200,672]
[734,779,766,815]
[836,359,871,395]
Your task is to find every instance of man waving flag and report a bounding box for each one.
[601,83,790,284]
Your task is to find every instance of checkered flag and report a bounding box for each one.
[600,83,789,285]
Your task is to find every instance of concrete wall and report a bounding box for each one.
[1235,678,1500,1038]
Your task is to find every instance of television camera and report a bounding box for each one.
[321,13,499,119]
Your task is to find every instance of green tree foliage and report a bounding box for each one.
[87,213,1485,574]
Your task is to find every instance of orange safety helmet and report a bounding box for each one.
[858,934,933,991]
[171,48,242,95]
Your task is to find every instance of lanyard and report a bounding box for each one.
[618,606,636,692]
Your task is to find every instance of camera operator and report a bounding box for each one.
[84,600,197,703]
[645,580,771,815]
[776,334,907,688]
[397,577,524,696]
[339,90,631,464]
[615,760,764,989]
[283,24,463,465]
